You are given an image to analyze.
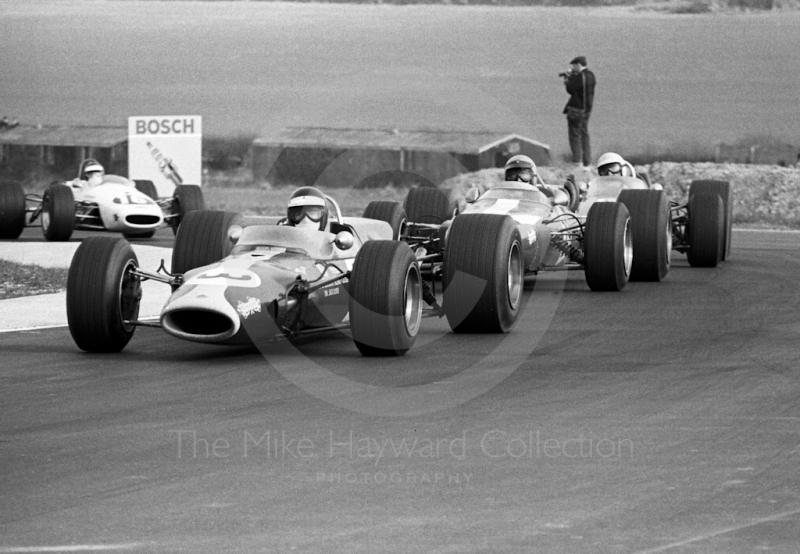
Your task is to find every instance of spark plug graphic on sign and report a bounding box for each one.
[146,141,184,186]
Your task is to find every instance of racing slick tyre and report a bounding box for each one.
[686,193,723,268]
[584,202,633,292]
[690,180,732,261]
[363,201,407,240]
[67,237,140,352]
[0,181,26,239]
[172,184,206,235]
[349,240,423,356]
[442,213,523,333]
[564,175,581,212]
[618,189,671,282]
[41,184,75,241]
[403,186,453,225]
[172,210,244,275]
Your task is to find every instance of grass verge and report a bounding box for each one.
[0,260,69,300]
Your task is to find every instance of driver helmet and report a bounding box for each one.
[597,152,633,177]
[504,155,537,184]
[80,159,105,185]
[287,186,328,231]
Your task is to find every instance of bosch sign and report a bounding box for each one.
[133,117,200,135]
[128,115,202,197]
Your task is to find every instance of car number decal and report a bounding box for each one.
[185,267,261,288]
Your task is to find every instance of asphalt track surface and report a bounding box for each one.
[1,229,799,553]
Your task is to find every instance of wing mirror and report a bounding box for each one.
[465,188,481,203]
[228,225,243,244]
[651,183,663,191]
[333,231,354,250]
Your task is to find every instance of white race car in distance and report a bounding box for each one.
[0,175,204,241]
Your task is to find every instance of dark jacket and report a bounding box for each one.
[563,68,595,114]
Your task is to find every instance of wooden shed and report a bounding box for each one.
[251,127,550,188]
[0,124,128,181]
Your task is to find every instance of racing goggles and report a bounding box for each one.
[288,204,325,224]
[598,163,623,176]
[506,168,533,182]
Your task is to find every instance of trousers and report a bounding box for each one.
[568,113,591,166]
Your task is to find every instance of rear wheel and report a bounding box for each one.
[618,189,671,281]
[349,241,422,356]
[564,175,580,212]
[67,237,140,352]
[404,186,453,225]
[443,213,523,333]
[172,184,206,235]
[363,201,407,240]
[0,181,26,239]
[172,210,244,275]
[133,180,158,200]
[690,180,732,260]
[41,184,75,241]
[686,193,723,268]
[584,202,632,292]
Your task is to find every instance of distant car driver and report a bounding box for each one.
[79,159,105,188]
[504,155,538,184]
[597,152,635,178]
[65,159,105,192]
[286,186,329,231]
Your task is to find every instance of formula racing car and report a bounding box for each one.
[578,172,733,272]
[382,176,652,335]
[66,193,433,356]
[0,173,204,241]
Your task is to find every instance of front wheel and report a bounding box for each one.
[349,241,423,356]
[363,201,407,240]
[172,184,206,235]
[404,186,453,225]
[67,237,141,352]
[686,193,723,268]
[690,180,732,261]
[618,189,671,282]
[172,210,244,275]
[0,181,26,239]
[42,184,75,241]
[443,213,523,333]
[584,202,632,292]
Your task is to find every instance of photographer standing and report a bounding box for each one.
[561,56,596,167]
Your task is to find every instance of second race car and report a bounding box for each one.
[0,159,204,240]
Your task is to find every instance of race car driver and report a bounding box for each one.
[286,186,329,231]
[504,155,578,208]
[504,154,539,184]
[65,159,105,192]
[597,152,636,178]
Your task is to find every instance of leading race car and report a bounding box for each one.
[66,193,425,356]
[577,169,733,272]
[0,162,204,241]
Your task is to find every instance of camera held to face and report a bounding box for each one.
[559,70,573,79]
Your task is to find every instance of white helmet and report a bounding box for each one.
[80,159,105,180]
[597,152,631,177]
[504,155,537,183]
